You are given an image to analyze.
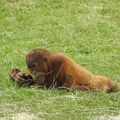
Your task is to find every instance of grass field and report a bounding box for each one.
[0,0,120,119]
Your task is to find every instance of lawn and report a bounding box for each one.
[0,0,120,120]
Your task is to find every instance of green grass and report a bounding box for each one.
[0,0,120,119]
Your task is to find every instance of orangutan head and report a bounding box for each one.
[26,48,50,85]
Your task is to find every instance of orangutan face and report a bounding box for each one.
[26,49,49,85]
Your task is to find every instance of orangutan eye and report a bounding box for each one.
[43,57,47,62]
[31,63,37,68]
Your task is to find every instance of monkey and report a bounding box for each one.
[24,48,119,92]
[9,48,119,92]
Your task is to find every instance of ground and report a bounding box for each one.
[0,0,120,120]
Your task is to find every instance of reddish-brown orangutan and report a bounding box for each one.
[10,48,119,92]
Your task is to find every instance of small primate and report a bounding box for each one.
[10,48,119,92]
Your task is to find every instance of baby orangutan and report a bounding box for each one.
[10,48,119,92]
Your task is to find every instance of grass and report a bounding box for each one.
[0,0,120,119]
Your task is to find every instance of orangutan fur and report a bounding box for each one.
[23,48,119,92]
